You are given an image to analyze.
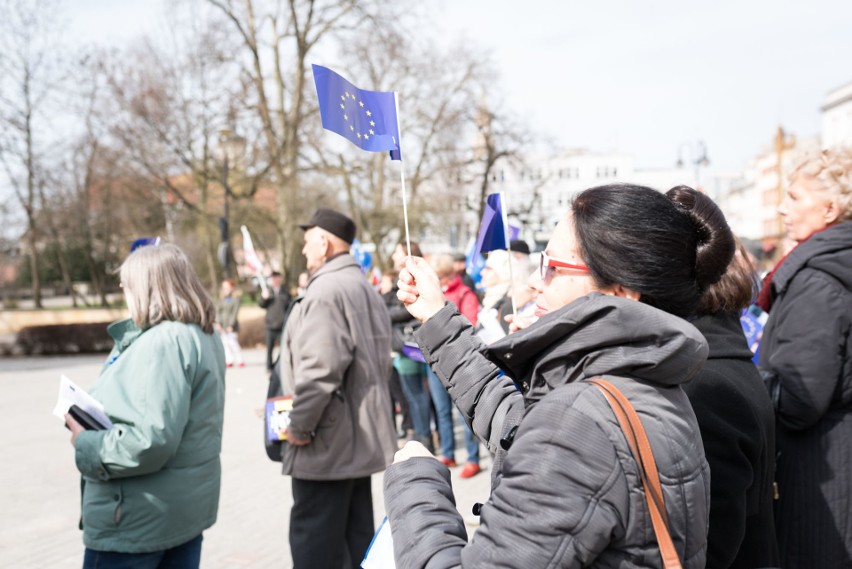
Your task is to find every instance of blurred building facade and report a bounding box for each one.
[822,80,852,149]
[444,148,699,251]
[438,78,852,262]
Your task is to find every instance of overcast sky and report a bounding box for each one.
[71,0,852,175]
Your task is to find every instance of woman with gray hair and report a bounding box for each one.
[64,243,226,569]
[757,148,852,568]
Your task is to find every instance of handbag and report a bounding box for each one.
[587,378,683,569]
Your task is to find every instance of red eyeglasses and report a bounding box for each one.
[539,251,590,280]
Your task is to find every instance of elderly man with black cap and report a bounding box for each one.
[278,207,397,569]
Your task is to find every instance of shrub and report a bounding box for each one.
[16,322,114,355]
[238,317,266,348]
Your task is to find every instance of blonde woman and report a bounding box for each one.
[215,278,244,367]
[64,243,225,569]
[757,148,852,568]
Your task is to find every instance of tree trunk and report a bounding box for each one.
[30,243,44,308]
[54,244,76,307]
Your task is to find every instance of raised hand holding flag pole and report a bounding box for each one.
[312,64,412,255]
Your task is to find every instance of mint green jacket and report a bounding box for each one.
[74,319,226,553]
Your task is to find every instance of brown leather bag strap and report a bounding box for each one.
[588,378,683,569]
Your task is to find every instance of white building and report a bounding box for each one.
[480,148,700,245]
[421,146,706,255]
[822,80,852,149]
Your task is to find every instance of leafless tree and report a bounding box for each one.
[93,15,255,288]
[308,29,489,267]
[0,0,68,307]
[206,0,409,282]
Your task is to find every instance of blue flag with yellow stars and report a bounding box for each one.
[312,64,401,160]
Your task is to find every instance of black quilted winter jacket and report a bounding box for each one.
[384,293,711,568]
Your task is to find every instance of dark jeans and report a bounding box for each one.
[399,369,431,439]
[388,368,412,433]
[83,534,202,569]
[290,476,374,569]
[265,328,280,371]
[427,366,479,463]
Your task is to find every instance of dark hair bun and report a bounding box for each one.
[666,186,735,290]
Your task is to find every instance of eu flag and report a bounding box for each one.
[312,64,401,160]
[474,193,509,258]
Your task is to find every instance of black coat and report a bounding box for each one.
[758,221,852,569]
[686,312,779,569]
[259,285,292,331]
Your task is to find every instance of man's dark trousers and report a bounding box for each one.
[265,328,280,371]
[290,476,374,569]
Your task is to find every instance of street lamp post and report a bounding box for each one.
[676,140,710,187]
[217,128,246,278]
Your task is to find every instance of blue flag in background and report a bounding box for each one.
[350,238,372,275]
[312,64,401,160]
[465,238,486,286]
[474,193,509,258]
[508,224,521,241]
[740,306,767,365]
[130,237,160,253]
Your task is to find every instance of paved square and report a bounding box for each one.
[0,348,491,568]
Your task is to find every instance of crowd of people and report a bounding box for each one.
[61,147,851,568]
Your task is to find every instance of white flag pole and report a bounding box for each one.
[499,191,518,320]
[393,92,412,257]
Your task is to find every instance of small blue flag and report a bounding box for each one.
[740,306,767,366]
[350,238,372,275]
[474,193,509,258]
[464,238,486,286]
[130,237,160,253]
[312,64,401,160]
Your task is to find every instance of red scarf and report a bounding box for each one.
[756,229,825,312]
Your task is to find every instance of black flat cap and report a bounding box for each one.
[509,239,530,255]
[299,208,356,244]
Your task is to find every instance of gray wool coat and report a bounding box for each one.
[384,293,711,568]
[279,253,397,480]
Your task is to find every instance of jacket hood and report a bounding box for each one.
[487,292,709,403]
[773,221,852,295]
[691,311,755,362]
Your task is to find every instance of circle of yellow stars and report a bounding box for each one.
[340,91,377,141]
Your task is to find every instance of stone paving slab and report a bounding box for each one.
[0,348,492,568]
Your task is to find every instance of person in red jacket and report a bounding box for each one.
[427,254,482,478]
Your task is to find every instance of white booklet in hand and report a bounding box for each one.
[361,516,395,569]
[53,374,113,429]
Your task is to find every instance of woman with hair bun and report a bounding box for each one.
[668,186,780,569]
[757,148,852,568]
[383,184,734,568]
